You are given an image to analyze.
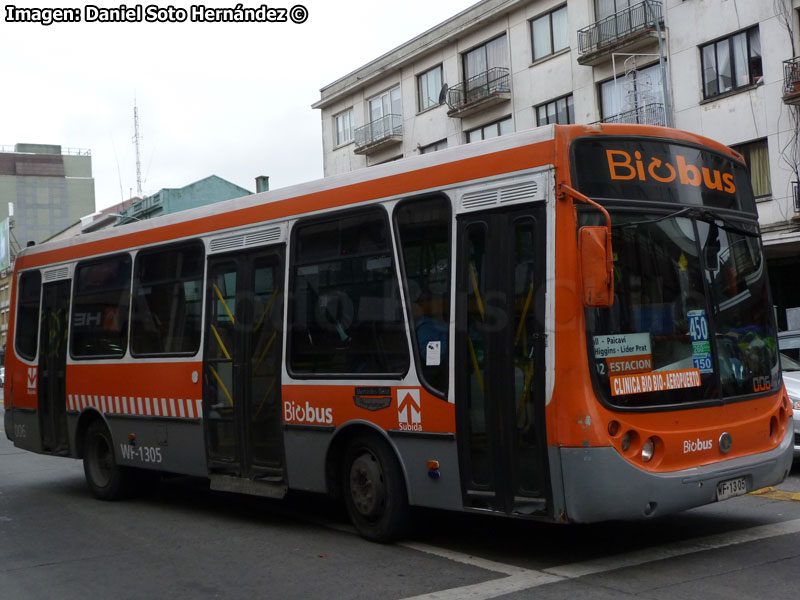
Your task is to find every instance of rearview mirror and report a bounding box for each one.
[579,226,614,308]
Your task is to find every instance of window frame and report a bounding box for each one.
[287,205,411,379]
[130,240,205,358]
[14,269,42,362]
[419,139,448,154]
[700,26,762,100]
[598,62,663,121]
[368,86,402,124]
[463,34,509,82]
[730,138,772,200]
[333,108,354,147]
[393,194,453,398]
[70,253,132,360]
[535,93,575,126]
[530,4,569,62]
[465,116,513,143]
[417,64,444,112]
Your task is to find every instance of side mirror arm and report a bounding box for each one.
[559,183,614,308]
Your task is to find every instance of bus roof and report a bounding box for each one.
[14,123,741,270]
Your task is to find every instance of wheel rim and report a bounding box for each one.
[89,434,113,488]
[349,450,385,519]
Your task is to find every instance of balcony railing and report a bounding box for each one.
[601,103,666,126]
[446,67,511,117]
[578,1,662,58]
[354,114,403,154]
[783,57,800,105]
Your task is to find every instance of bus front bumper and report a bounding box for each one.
[559,425,793,522]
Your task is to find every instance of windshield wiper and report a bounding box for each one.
[612,206,757,237]
[688,208,757,238]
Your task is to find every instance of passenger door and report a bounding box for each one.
[455,207,550,515]
[203,248,285,479]
[38,280,70,454]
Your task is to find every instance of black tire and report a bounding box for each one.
[83,420,130,500]
[342,433,409,543]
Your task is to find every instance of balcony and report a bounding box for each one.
[783,57,800,105]
[446,67,511,118]
[601,102,666,126]
[353,114,403,155]
[577,1,664,67]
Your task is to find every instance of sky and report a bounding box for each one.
[1,0,474,211]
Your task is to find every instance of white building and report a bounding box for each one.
[313,0,800,327]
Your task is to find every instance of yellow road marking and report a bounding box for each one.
[749,487,800,502]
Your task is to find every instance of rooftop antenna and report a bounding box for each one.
[133,98,143,198]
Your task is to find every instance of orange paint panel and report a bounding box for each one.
[600,391,790,472]
[65,362,203,417]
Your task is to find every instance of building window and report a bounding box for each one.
[596,0,634,19]
[536,94,575,125]
[531,5,568,61]
[369,87,402,124]
[701,27,762,99]
[464,35,509,82]
[418,65,443,111]
[466,117,513,143]
[420,139,448,154]
[731,139,771,199]
[334,109,354,146]
[600,62,665,124]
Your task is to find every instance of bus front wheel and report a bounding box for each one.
[83,420,130,500]
[342,433,409,543]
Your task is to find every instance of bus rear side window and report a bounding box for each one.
[15,271,42,361]
[131,242,204,356]
[72,254,132,358]
[290,208,409,376]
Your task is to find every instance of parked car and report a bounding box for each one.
[780,330,800,362]
[778,331,800,460]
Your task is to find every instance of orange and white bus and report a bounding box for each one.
[3,124,793,542]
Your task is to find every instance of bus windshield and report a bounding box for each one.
[574,139,779,409]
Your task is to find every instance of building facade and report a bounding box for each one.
[0,143,95,247]
[114,175,253,225]
[314,0,800,327]
[0,143,95,352]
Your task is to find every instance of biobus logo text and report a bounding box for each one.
[606,149,736,194]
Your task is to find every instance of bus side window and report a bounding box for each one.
[395,196,452,395]
[15,270,42,361]
[71,254,132,359]
[131,242,204,356]
[289,208,409,376]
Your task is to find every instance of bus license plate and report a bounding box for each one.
[716,477,747,501]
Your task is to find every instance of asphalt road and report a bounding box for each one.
[2,404,800,600]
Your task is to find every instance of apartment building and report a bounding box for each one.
[313,0,800,326]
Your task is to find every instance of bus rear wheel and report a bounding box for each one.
[83,420,130,500]
[342,433,409,543]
